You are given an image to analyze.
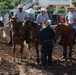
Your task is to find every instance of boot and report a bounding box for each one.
[6,39,12,46]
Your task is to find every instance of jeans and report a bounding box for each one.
[42,41,53,67]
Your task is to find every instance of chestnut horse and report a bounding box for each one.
[55,23,75,65]
[21,19,42,64]
[10,16,26,62]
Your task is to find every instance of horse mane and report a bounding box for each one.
[55,23,74,37]
[31,21,38,28]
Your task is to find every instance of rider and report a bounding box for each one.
[66,4,76,24]
[66,4,76,43]
[59,4,76,59]
[59,4,76,45]
[7,4,29,46]
[39,20,55,69]
[36,8,50,27]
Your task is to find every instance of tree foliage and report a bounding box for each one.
[72,0,76,6]
[0,0,24,9]
[0,0,76,9]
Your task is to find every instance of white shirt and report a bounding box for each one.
[66,11,76,24]
[14,11,29,22]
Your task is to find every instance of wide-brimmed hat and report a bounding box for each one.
[43,20,51,26]
[18,4,23,8]
[40,8,47,12]
[69,4,75,9]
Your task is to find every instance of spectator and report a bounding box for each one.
[39,20,55,69]
[60,4,76,59]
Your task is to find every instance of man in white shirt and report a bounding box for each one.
[66,4,76,24]
[7,4,29,46]
[60,4,76,59]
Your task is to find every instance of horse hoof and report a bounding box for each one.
[35,62,40,65]
[63,62,67,66]
[68,62,72,66]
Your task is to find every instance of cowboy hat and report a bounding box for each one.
[43,20,51,26]
[69,4,75,9]
[40,8,47,12]
[18,4,23,8]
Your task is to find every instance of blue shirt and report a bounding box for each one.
[36,13,49,24]
[39,25,55,44]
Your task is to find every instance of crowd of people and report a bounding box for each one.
[0,4,76,69]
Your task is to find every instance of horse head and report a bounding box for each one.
[10,16,18,27]
[22,19,31,31]
[55,23,63,35]
[22,19,38,31]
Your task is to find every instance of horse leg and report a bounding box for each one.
[63,45,68,65]
[20,42,24,61]
[68,45,73,65]
[12,42,16,62]
[36,47,39,64]
[27,43,32,59]
[35,42,40,64]
[41,48,43,62]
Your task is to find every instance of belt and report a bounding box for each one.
[43,40,52,42]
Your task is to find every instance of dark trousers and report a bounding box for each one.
[42,41,53,67]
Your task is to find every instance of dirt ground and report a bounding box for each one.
[0,36,76,75]
[0,25,76,75]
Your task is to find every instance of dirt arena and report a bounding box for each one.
[0,26,76,75]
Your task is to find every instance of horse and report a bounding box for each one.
[21,19,42,64]
[10,16,27,62]
[55,23,75,65]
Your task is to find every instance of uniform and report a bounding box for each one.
[39,25,55,68]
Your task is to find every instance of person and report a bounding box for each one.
[66,4,76,24]
[39,20,55,69]
[36,8,50,26]
[0,17,4,27]
[59,4,76,45]
[59,4,76,59]
[7,4,29,46]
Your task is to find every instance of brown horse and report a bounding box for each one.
[21,19,42,64]
[55,23,75,65]
[10,16,26,62]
